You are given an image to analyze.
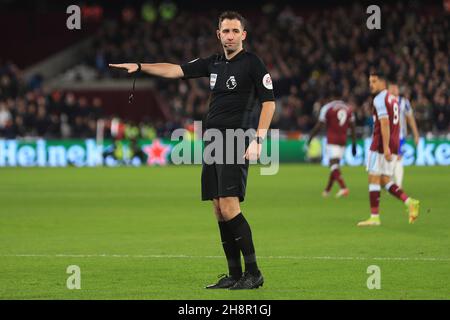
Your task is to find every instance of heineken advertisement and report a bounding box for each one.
[0,137,449,167]
[319,137,450,167]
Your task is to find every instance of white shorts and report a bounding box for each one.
[366,151,398,176]
[326,144,345,160]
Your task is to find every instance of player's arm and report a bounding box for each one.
[374,95,391,160]
[406,114,419,146]
[245,55,276,160]
[350,121,357,156]
[109,63,184,78]
[244,101,275,161]
[308,104,328,145]
[256,101,276,139]
[380,117,392,161]
[307,121,324,145]
[404,99,419,146]
[109,56,214,79]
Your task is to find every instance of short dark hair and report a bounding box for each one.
[218,11,246,30]
[369,70,387,81]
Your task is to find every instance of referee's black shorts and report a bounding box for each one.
[201,130,250,202]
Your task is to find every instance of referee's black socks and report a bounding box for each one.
[218,221,242,280]
[226,213,260,276]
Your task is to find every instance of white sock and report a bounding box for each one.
[393,160,404,188]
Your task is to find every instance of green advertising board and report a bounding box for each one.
[0,137,449,167]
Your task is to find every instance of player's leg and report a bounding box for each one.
[206,199,242,289]
[357,174,382,226]
[380,153,420,223]
[214,199,242,285]
[214,132,262,289]
[380,174,420,224]
[393,139,405,187]
[219,197,255,272]
[323,158,337,197]
[393,155,404,188]
[323,144,336,196]
[202,160,241,289]
[358,151,381,226]
[219,196,263,290]
[381,174,408,202]
[325,145,348,198]
[325,159,348,197]
[332,161,349,198]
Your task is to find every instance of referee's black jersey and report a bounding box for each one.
[180,49,275,129]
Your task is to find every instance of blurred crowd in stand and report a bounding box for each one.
[1,1,448,140]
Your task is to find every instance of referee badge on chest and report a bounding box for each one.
[226,76,237,90]
[210,73,217,89]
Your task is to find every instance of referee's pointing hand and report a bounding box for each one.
[109,63,139,73]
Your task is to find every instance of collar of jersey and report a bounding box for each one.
[220,49,246,62]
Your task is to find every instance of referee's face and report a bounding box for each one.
[217,19,247,54]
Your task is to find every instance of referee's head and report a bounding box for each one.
[217,11,247,55]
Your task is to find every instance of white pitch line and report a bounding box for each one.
[1,254,449,262]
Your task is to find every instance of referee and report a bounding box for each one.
[110,11,276,290]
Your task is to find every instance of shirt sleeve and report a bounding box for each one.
[373,93,388,119]
[318,104,329,123]
[180,55,215,79]
[249,55,275,103]
[404,98,413,116]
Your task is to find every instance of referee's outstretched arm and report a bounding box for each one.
[109,63,184,79]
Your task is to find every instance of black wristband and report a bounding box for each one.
[255,136,264,144]
[136,63,141,73]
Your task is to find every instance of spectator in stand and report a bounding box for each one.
[0,101,12,135]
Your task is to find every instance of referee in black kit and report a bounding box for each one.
[110,11,276,290]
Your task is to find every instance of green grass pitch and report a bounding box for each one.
[0,164,448,299]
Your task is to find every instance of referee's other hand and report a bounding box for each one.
[109,63,139,73]
[244,140,261,161]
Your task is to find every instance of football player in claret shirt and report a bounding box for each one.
[308,98,357,198]
[358,72,420,227]
[387,82,420,188]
